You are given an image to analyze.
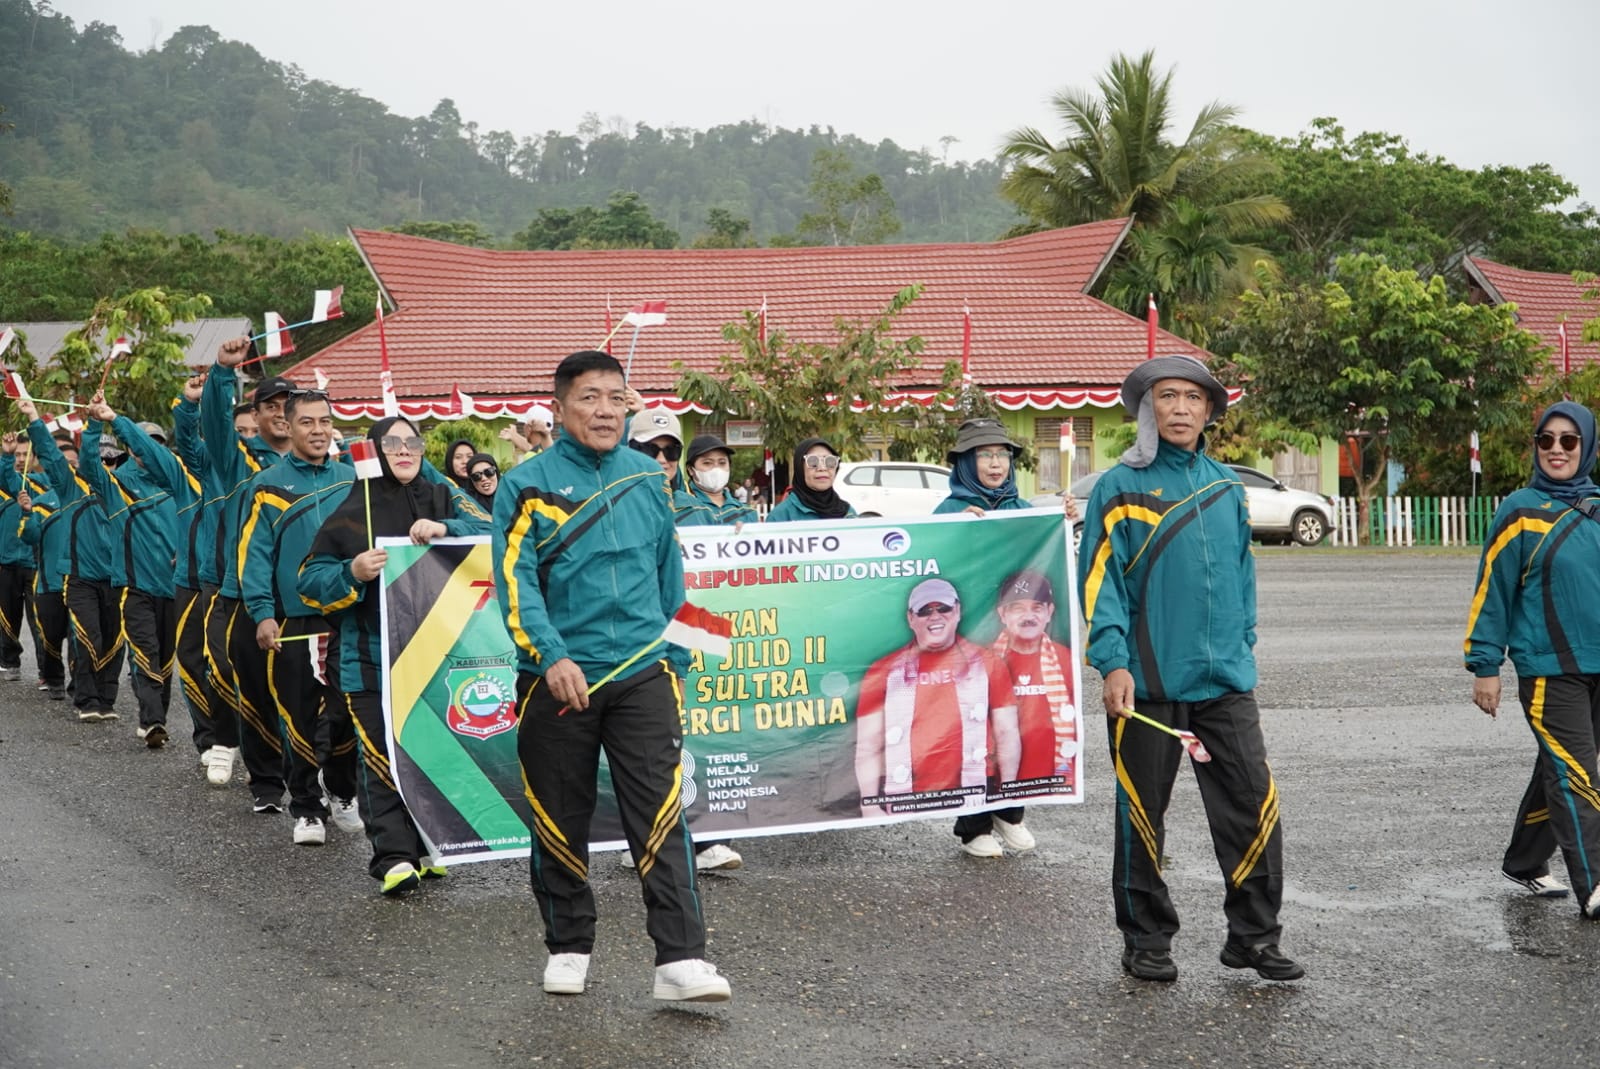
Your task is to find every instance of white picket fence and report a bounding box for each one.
[1328,496,1503,547]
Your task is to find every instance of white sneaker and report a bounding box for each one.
[695,843,743,871]
[328,796,363,833]
[292,816,326,845]
[1503,870,1570,898]
[618,852,637,870]
[991,816,1037,852]
[543,952,590,995]
[959,833,1004,858]
[1585,886,1600,920]
[206,746,236,786]
[652,958,730,1002]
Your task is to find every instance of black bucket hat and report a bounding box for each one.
[946,418,1019,464]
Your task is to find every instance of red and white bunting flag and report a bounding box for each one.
[375,297,399,419]
[1470,431,1482,474]
[1146,294,1158,360]
[661,601,733,658]
[960,302,973,386]
[263,312,295,358]
[1560,321,1571,376]
[622,300,667,328]
[109,336,132,359]
[312,286,344,323]
[347,438,383,479]
[312,368,329,391]
[3,370,31,402]
[0,327,16,358]
[449,384,475,418]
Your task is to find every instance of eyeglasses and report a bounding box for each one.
[632,440,683,462]
[470,468,498,483]
[974,450,1012,463]
[914,603,956,617]
[1535,432,1581,452]
[380,435,425,454]
[803,455,840,470]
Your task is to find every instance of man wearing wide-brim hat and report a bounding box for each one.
[1076,354,1303,984]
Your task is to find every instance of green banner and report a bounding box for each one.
[382,511,1083,865]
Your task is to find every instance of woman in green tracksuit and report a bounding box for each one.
[299,416,489,895]
[1466,400,1600,920]
[766,438,857,523]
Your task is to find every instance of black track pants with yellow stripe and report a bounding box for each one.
[1502,674,1600,903]
[515,661,707,965]
[63,577,124,716]
[344,690,427,880]
[268,616,356,820]
[122,589,174,730]
[1109,689,1284,951]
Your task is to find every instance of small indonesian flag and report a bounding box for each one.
[312,286,344,323]
[1560,321,1571,376]
[312,368,329,391]
[347,438,382,479]
[960,302,973,385]
[1175,728,1211,763]
[3,370,31,402]
[763,448,774,477]
[375,296,399,419]
[48,410,85,434]
[449,384,474,418]
[661,601,733,658]
[1059,421,1076,456]
[1146,294,1158,360]
[622,300,667,328]
[263,312,295,358]
[0,327,16,357]
[757,296,768,354]
[1470,430,1481,475]
[109,336,133,359]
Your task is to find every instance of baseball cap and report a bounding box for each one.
[253,376,296,406]
[98,432,125,461]
[998,569,1054,606]
[630,407,683,445]
[136,420,167,443]
[907,578,960,613]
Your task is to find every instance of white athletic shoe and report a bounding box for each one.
[652,958,730,1002]
[328,796,363,833]
[694,843,743,871]
[1503,870,1570,898]
[543,952,590,995]
[959,832,1004,858]
[991,816,1037,852]
[1585,886,1600,920]
[292,816,326,846]
[205,746,237,786]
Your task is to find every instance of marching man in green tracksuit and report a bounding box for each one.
[1078,355,1302,985]
[493,350,731,1004]
[238,389,361,847]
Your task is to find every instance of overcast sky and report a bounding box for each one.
[50,0,1599,204]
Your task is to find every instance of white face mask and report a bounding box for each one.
[695,466,730,494]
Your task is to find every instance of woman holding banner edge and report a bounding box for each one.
[298,416,489,896]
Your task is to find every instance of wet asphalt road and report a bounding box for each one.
[3,550,1597,1069]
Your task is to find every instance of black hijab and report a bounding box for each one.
[465,451,499,510]
[444,437,477,489]
[310,417,452,561]
[789,437,851,519]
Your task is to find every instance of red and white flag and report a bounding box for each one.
[1146,294,1158,360]
[3,370,30,402]
[960,302,973,387]
[622,300,667,328]
[449,384,475,418]
[1560,321,1571,376]
[263,312,295,358]
[312,368,330,391]
[661,601,733,658]
[375,297,399,419]
[109,336,132,359]
[312,286,344,323]
[604,296,614,354]
[1470,431,1481,475]
[47,410,84,434]
[764,448,774,477]
[1059,420,1076,488]
[757,296,768,355]
[347,438,383,479]
[0,327,16,358]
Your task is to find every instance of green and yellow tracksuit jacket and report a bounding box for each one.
[240,453,354,625]
[1077,441,1257,703]
[0,465,45,569]
[28,420,124,587]
[19,477,64,594]
[80,420,179,600]
[673,482,759,527]
[203,365,287,599]
[493,435,686,681]
[1465,486,1600,679]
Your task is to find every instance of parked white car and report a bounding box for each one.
[835,461,952,517]
[1031,466,1335,547]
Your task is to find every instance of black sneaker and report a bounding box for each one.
[137,724,168,749]
[46,686,66,701]
[1220,942,1304,980]
[252,797,285,814]
[1121,947,1177,982]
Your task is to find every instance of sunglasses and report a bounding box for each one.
[1535,432,1582,452]
[632,440,683,462]
[380,435,425,454]
[803,455,840,470]
[470,468,498,482]
[914,603,956,617]
[290,389,329,401]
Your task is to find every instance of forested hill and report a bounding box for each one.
[0,0,1023,245]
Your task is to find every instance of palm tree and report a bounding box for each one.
[999,51,1288,239]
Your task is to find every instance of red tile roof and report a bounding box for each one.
[1466,257,1600,369]
[288,218,1214,415]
